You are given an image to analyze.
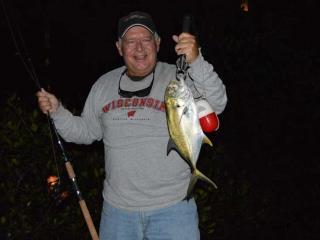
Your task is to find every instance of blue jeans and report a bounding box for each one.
[99,199,200,240]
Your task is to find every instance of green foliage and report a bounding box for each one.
[195,142,259,240]
[0,95,104,239]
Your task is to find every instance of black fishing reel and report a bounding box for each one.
[176,14,194,81]
[47,175,69,206]
[176,55,188,81]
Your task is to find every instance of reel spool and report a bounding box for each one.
[47,175,69,206]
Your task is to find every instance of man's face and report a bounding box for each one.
[116,26,160,77]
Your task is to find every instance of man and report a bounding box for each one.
[37,11,227,240]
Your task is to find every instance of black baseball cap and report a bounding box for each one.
[118,11,157,39]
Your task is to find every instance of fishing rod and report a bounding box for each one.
[48,118,99,240]
[1,1,99,239]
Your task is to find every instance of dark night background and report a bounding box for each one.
[1,0,319,239]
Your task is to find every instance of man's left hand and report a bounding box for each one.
[172,33,199,64]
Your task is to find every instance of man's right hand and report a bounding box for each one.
[36,88,60,114]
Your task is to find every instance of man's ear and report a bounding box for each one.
[116,41,123,56]
[156,37,161,53]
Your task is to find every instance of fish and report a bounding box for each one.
[165,77,218,200]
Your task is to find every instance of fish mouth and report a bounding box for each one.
[166,85,179,96]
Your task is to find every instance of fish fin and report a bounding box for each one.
[203,135,213,147]
[184,169,218,201]
[184,172,198,201]
[179,106,188,124]
[167,138,178,155]
[195,169,218,189]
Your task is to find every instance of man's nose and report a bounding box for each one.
[135,40,143,50]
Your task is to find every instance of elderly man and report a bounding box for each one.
[37,11,227,240]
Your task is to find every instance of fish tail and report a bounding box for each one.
[196,169,218,189]
[203,135,213,147]
[184,169,218,201]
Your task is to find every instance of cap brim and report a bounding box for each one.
[121,24,154,38]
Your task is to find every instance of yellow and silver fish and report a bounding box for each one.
[165,77,217,200]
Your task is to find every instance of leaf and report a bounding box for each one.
[31,123,38,132]
[0,216,6,224]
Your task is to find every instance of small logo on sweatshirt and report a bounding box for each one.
[127,110,136,118]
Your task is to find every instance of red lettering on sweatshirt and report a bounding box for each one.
[102,97,165,113]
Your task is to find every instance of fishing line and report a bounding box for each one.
[1,0,60,183]
[1,0,41,90]
[1,1,99,239]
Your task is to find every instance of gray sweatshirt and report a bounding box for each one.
[51,53,227,211]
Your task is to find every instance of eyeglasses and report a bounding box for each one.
[118,69,155,98]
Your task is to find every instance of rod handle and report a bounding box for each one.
[182,14,192,33]
[79,200,100,240]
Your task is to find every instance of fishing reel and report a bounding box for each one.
[47,175,70,206]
